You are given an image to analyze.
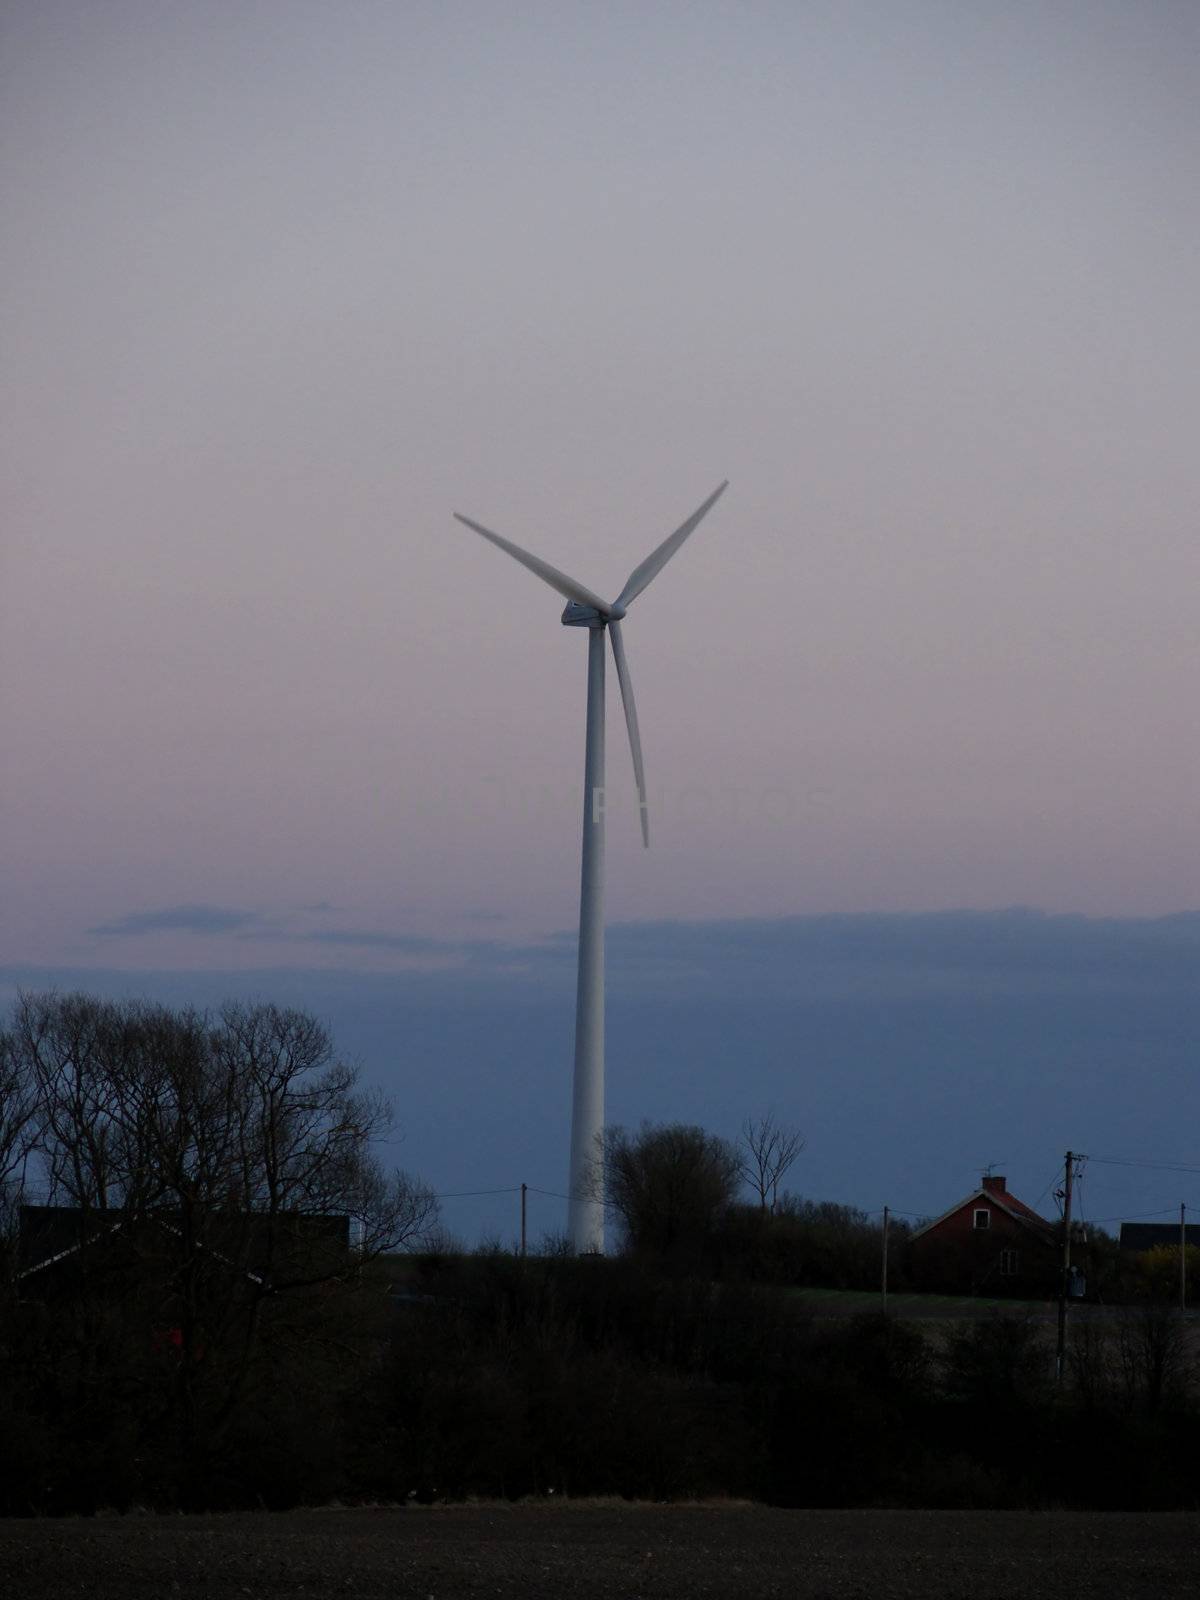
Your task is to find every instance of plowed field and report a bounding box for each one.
[2,1502,1197,1599]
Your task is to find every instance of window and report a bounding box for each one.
[1000,1249,1019,1276]
[973,1208,990,1231]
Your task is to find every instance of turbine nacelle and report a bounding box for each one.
[561,600,625,627]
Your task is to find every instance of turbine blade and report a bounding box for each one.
[452,512,612,615]
[609,620,649,848]
[615,480,729,609]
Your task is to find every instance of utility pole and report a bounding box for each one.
[1055,1150,1074,1384]
[520,1183,527,1258]
[881,1205,890,1315]
[1181,1202,1187,1315]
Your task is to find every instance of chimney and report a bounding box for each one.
[982,1175,1007,1194]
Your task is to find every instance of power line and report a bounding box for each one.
[527,1185,619,1208]
[1030,1165,1066,1216]
[431,1187,521,1200]
[1088,1156,1200,1176]
[434,1183,608,1206]
[433,1165,1200,1222]
[1086,1205,1197,1225]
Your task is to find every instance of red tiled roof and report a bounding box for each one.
[994,1190,1050,1228]
[912,1185,1056,1243]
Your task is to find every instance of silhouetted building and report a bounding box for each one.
[17,1204,350,1299]
[1119,1221,1200,1254]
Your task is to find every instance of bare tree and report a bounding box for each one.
[208,1000,437,1268]
[0,1025,40,1265]
[10,992,436,1258]
[16,991,132,1216]
[6,992,439,1451]
[738,1112,804,1214]
[599,1121,740,1268]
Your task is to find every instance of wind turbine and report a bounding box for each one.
[453,482,728,1253]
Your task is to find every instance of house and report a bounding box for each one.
[1119,1222,1200,1254]
[909,1175,1059,1297]
[16,1204,351,1300]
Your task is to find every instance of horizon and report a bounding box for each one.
[6,905,1197,1246]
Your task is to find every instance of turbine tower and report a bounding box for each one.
[453,482,728,1253]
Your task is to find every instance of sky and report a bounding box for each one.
[2,3,1197,1238]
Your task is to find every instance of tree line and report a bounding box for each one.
[0,991,436,1510]
[1,993,1197,1514]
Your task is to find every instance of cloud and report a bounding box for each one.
[597,908,1200,999]
[247,906,1200,1007]
[82,906,1200,1000]
[89,905,258,937]
[86,906,520,964]
[5,906,1198,1248]
[272,929,480,955]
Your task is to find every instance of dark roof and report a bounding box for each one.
[17,1205,122,1274]
[17,1204,350,1283]
[1119,1222,1200,1253]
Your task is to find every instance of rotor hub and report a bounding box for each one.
[561,601,609,628]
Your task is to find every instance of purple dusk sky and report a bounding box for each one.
[3,0,1198,975]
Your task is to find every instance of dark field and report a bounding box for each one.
[2,1503,1199,1599]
